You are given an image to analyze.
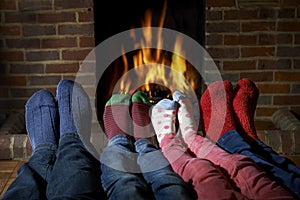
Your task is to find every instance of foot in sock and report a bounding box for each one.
[233,78,259,142]
[173,91,198,145]
[131,91,152,140]
[103,93,131,140]
[25,90,59,150]
[200,81,236,143]
[56,79,92,137]
[151,98,178,147]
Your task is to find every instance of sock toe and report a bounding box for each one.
[26,90,59,150]
[57,79,92,136]
[103,93,131,139]
[131,91,152,140]
[200,80,236,142]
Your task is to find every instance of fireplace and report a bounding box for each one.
[93,0,206,126]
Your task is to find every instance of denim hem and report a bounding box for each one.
[33,143,57,153]
[60,133,80,139]
[216,130,238,146]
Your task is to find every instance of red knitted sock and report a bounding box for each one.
[200,80,236,143]
[131,91,152,140]
[233,78,259,142]
[103,94,131,140]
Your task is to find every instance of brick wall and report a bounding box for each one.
[0,0,300,128]
[0,0,94,114]
[206,0,300,127]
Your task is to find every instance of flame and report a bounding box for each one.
[119,0,198,100]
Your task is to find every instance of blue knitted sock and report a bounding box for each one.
[25,90,59,150]
[56,79,92,137]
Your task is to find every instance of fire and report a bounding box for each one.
[118,1,198,101]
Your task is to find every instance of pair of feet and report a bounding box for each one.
[200,78,259,143]
[103,91,153,141]
[104,78,259,147]
[26,80,91,150]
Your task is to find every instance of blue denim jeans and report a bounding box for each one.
[3,133,104,200]
[217,130,300,199]
[100,135,194,200]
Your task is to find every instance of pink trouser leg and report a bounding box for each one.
[187,133,294,200]
[160,134,247,200]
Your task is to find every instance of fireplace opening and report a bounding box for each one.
[94,0,206,127]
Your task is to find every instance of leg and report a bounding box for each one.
[151,97,245,200]
[176,90,294,199]
[46,80,103,199]
[218,130,300,199]
[3,90,59,200]
[132,91,194,200]
[227,78,300,198]
[101,93,152,200]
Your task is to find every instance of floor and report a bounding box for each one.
[0,160,26,198]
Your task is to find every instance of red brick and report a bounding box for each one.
[224,35,256,45]
[5,12,36,23]
[206,47,239,58]
[78,12,94,22]
[6,39,40,49]
[278,21,300,32]
[274,95,300,105]
[23,25,56,37]
[205,34,223,46]
[0,25,21,36]
[242,22,275,32]
[38,12,76,23]
[45,63,79,73]
[0,0,17,10]
[206,11,222,21]
[41,38,77,48]
[0,51,24,61]
[224,10,258,20]
[258,34,276,45]
[0,99,26,109]
[241,47,275,57]
[281,0,300,6]
[10,64,44,74]
[255,120,276,130]
[240,72,273,82]
[58,24,94,35]
[80,36,95,47]
[0,88,9,98]
[295,59,300,69]
[277,47,300,57]
[258,59,292,70]
[256,83,290,94]
[206,0,235,7]
[55,0,93,9]
[256,107,279,117]
[275,71,300,82]
[28,75,61,86]
[276,34,293,44]
[26,51,59,61]
[223,60,256,71]
[0,76,26,86]
[206,22,240,33]
[259,8,277,19]
[19,0,52,11]
[10,88,40,98]
[278,8,296,18]
[295,34,300,44]
[62,49,92,60]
